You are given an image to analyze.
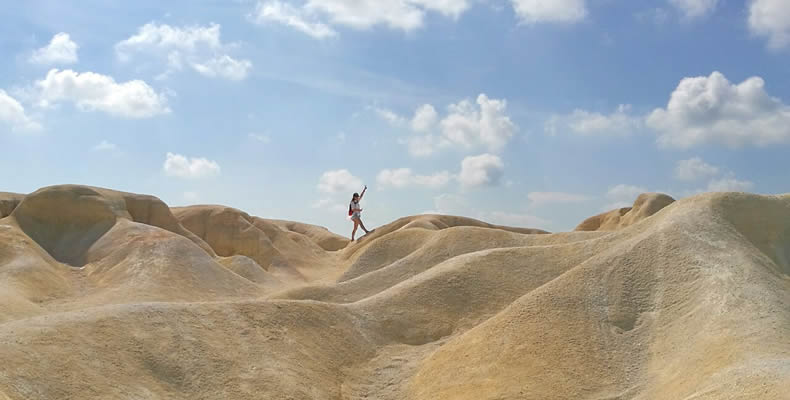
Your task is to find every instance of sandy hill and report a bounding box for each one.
[575,193,676,232]
[0,185,788,399]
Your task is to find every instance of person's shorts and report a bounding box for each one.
[350,213,361,221]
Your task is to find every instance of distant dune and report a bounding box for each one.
[1,185,788,399]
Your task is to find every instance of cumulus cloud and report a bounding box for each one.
[251,1,338,39]
[706,176,754,192]
[528,192,590,207]
[377,168,452,188]
[459,153,505,188]
[30,33,79,65]
[0,89,42,132]
[191,55,252,81]
[749,0,790,49]
[441,94,516,152]
[116,22,222,58]
[668,0,718,19]
[318,169,363,193]
[33,69,170,118]
[254,0,585,37]
[546,104,642,137]
[411,104,438,133]
[163,152,221,179]
[115,23,252,80]
[675,157,719,181]
[647,71,790,149]
[398,94,516,157]
[302,0,468,32]
[511,0,587,24]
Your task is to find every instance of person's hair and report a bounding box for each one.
[352,192,359,200]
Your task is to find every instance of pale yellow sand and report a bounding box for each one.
[0,185,788,399]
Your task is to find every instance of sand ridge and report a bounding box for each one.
[0,185,788,399]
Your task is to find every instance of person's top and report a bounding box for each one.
[350,200,362,217]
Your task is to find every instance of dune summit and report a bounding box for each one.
[0,185,788,399]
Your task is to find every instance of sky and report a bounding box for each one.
[1,0,790,236]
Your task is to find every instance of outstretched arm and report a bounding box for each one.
[360,185,367,200]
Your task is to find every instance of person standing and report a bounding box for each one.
[349,185,371,241]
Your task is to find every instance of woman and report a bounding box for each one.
[349,185,372,241]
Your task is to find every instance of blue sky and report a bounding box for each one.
[1,0,789,236]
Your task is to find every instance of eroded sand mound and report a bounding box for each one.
[1,185,788,400]
[575,192,676,231]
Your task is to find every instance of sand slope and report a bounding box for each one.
[576,193,676,232]
[1,185,788,399]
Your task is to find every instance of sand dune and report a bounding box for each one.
[1,185,788,399]
[575,193,676,232]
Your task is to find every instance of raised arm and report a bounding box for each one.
[359,185,367,200]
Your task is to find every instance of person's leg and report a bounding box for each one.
[358,219,369,234]
[351,219,359,241]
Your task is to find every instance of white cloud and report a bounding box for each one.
[30,33,79,65]
[249,133,271,143]
[749,0,790,49]
[441,94,517,152]
[707,176,754,192]
[251,1,338,39]
[668,0,718,19]
[0,89,42,132]
[377,168,452,188]
[192,55,252,81]
[92,140,118,152]
[647,71,790,149]
[459,153,505,188]
[511,0,587,24]
[251,0,470,36]
[306,0,469,30]
[318,169,363,193]
[116,23,222,58]
[33,69,170,118]
[411,104,438,133]
[528,191,591,207]
[675,157,719,181]
[115,23,252,81]
[163,152,221,179]
[546,104,642,137]
[388,94,516,157]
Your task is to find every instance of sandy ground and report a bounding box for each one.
[0,185,788,399]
